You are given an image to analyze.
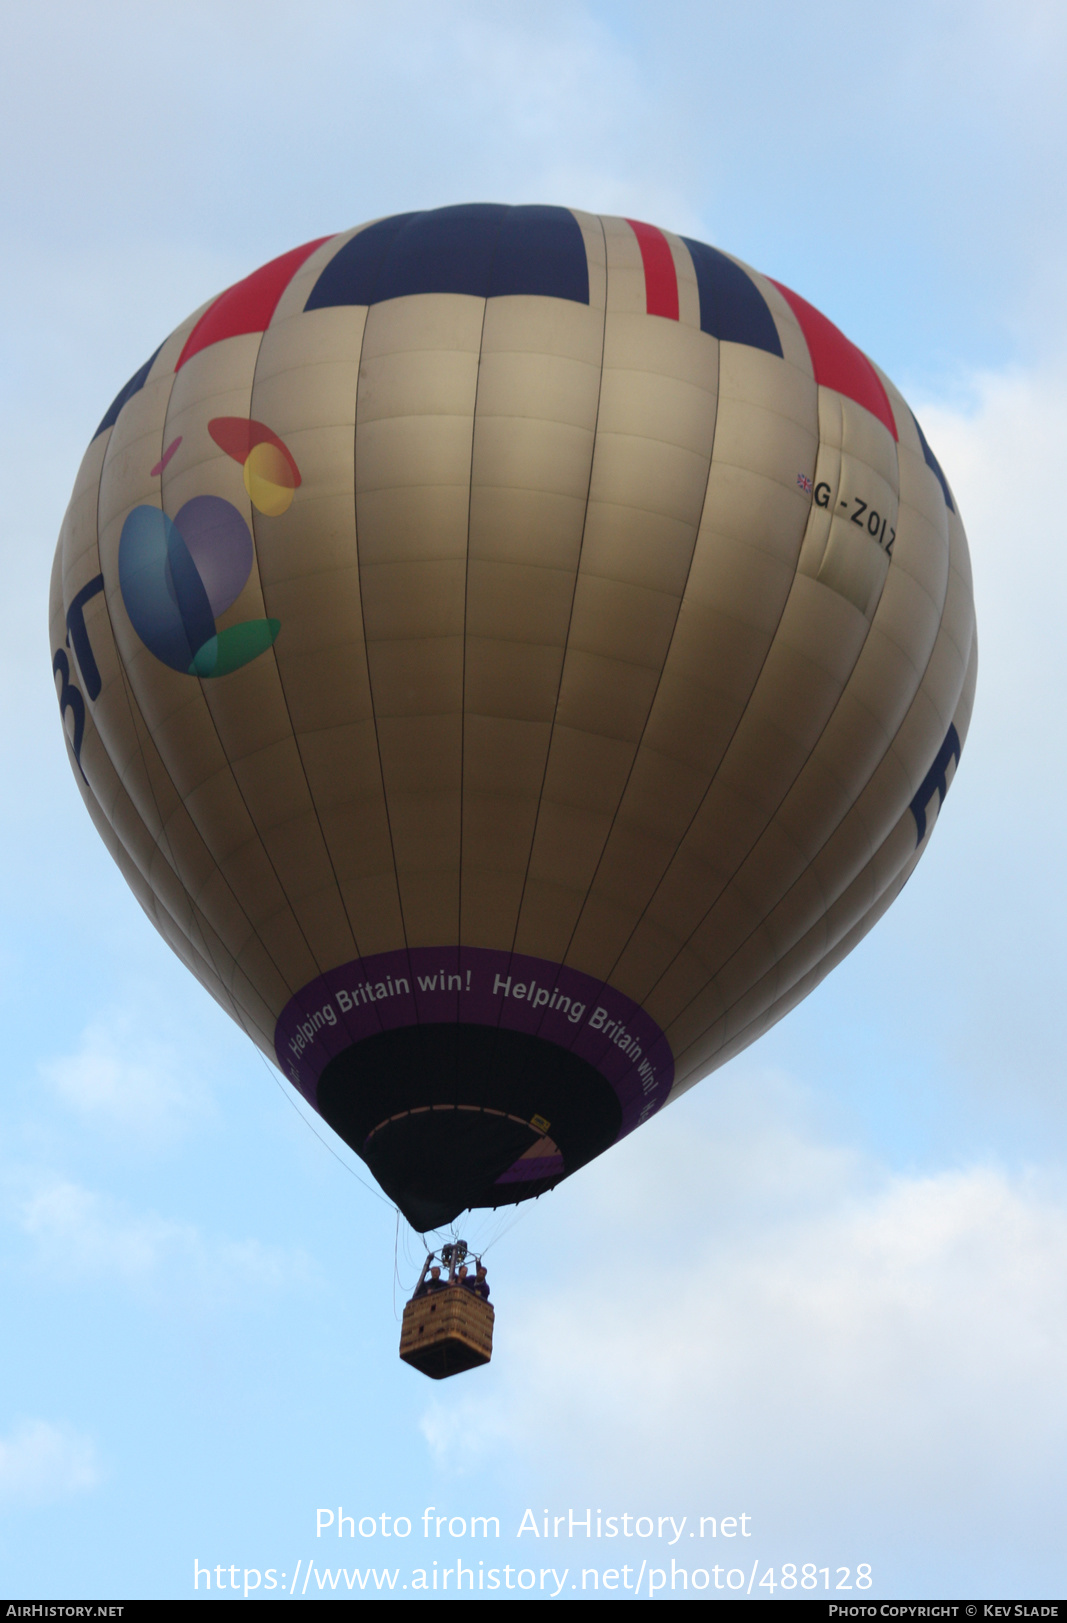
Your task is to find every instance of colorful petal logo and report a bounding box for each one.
[118,420,299,678]
[209,417,301,516]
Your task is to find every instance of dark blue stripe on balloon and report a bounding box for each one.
[910,723,961,844]
[304,205,589,309]
[680,238,783,356]
[303,213,419,309]
[378,204,505,300]
[910,411,956,513]
[93,343,164,440]
[488,205,589,302]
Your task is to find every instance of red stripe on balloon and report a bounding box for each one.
[626,219,679,321]
[769,279,898,440]
[177,237,331,371]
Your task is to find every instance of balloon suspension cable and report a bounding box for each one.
[400,1194,531,1285]
[259,1048,521,1297]
[477,1199,531,1256]
[253,1048,396,1210]
[392,1208,403,1321]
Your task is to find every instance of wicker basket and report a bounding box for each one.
[399,1286,495,1379]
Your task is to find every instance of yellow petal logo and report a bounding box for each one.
[208,417,302,515]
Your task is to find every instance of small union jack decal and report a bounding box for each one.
[796,472,813,493]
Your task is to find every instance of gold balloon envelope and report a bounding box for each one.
[49,206,976,1228]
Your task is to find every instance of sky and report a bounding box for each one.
[2,0,1066,1601]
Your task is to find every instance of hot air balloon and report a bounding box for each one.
[50,204,976,1243]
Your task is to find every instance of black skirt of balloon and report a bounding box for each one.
[317,1024,621,1230]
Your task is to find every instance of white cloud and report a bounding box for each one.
[896,352,1067,1134]
[421,1071,1067,1586]
[8,1171,319,1309]
[918,355,1067,733]
[507,1160,1067,1475]
[0,1419,99,1506]
[39,1019,206,1142]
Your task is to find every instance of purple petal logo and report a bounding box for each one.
[118,418,300,678]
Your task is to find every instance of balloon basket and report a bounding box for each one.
[399,1242,494,1379]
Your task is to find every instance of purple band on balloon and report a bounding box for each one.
[273,945,674,1144]
[495,1154,565,1185]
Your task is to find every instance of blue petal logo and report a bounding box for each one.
[118,420,298,678]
